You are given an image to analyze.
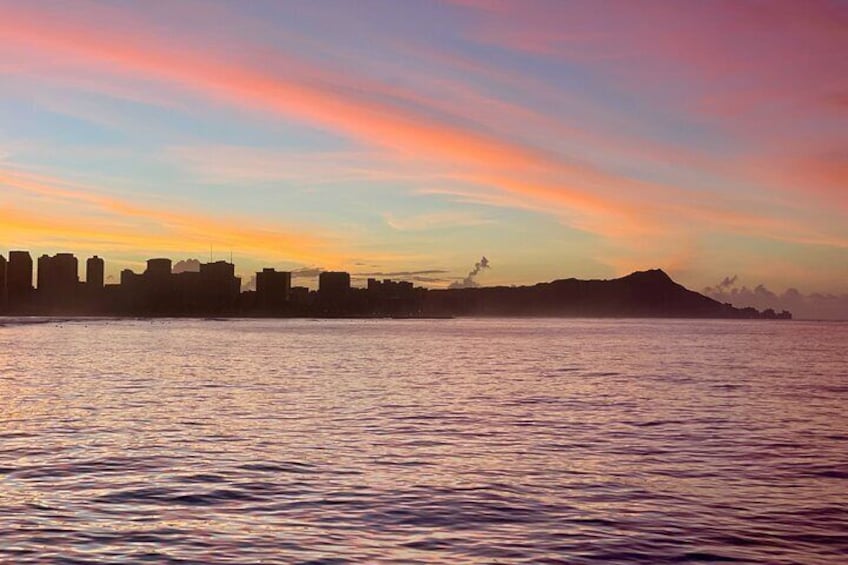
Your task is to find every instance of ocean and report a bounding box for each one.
[1,318,846,564]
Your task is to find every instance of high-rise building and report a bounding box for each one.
[289,286,310,304]
[86,256,105,288]
[121,268,139,287]
[256,268,291,307]
[36,255,49,291]
[141,258,175,313]
[37,253,79,291]
[367,278,414,299]
[7,250,33,306]
[318,271,351,310]
[145,258,172,280]
[0,254,7,311]
[198,261,240,312]
[319,271,351,298]
[37,253,79,309]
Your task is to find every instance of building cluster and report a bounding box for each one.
[2,249,788,320]
[0,250,424,317]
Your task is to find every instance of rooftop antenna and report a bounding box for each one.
[210,244,213,263]
[230,250,233,264]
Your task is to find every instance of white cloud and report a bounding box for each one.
[704,278,848,320]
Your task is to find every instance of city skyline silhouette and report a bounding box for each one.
[1,3,846,564]
[1,247,790,319]
[1,2,846,306]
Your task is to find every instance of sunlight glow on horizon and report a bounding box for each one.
[1,0,846,296]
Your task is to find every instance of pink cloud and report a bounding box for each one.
[447,1,848,228]
[452,1,848,127]
[0,168,342,264]
[2,0,846,262]
[1,3,685,238]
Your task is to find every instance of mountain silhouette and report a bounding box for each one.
[423,269,789,318]
[0,249,789,319]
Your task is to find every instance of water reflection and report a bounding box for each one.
[1,318,846,563]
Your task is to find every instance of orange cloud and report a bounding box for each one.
[785,153,848,211]
[0,168,343,265]
[0,4,692,240]
[2,1,846,262]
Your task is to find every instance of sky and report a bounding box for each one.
[1,1,846,310]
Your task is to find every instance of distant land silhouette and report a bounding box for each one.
[0,250,790,319]
[428,269,788,319]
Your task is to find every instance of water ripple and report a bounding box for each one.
[1,318,846,563]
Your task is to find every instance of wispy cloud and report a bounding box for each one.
[383,210,493,231]
[450,0,848,206]
[164,145,447,186]
[1,1,847,294]
[5,1,835,249]
[704,277,848,321]
[0,168,342,264]
[356,269,449,277]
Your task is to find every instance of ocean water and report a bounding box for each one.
[0,318,846,564]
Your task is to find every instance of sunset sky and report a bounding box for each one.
[1,1,846,296]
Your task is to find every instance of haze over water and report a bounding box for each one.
[1,318,846,564]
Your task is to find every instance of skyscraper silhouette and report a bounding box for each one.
[38,253,79,293]
[0,254,7,312]
[145,258,172,280]
[319,271,351,299]
[86,256,105,289]
[7,251,33,310]
[198,261,241,312]
[37,253,80,311]
[256,268,291,308]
